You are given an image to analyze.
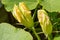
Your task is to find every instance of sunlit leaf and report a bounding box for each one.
[0,23,33,40]
[54,36,60,40]
[1,0,38,12]
[40,0,60,12]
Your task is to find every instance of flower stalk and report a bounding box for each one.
[32,27,41,40]
[12,2,41,40]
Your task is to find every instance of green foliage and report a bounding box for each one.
[0,2,2,8]
[48,12,60,31]
[1,0,38,12]
[40,0,60,12]
[0,6,8,23]
[0,0,60,40]
[54,36,60,40]
[0,23,33,40]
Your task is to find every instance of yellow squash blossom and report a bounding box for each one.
[12,2,34,28]
[37,10,52,37]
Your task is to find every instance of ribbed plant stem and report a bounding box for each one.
[32,27,41,40]
[48,35,52,40]
[48,36,51,40]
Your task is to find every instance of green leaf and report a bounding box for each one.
[1,0,38,12]
[54,36,60,40]
[48,12,58,23]
[0,23,33,40]
[40,0,60,12]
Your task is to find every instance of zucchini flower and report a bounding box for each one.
[37,10,52,37]
[12,2,34,28]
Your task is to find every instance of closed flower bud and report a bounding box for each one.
[12,2,34,28]
[37,10,52,37]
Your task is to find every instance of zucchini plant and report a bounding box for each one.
[0,0,60,40]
